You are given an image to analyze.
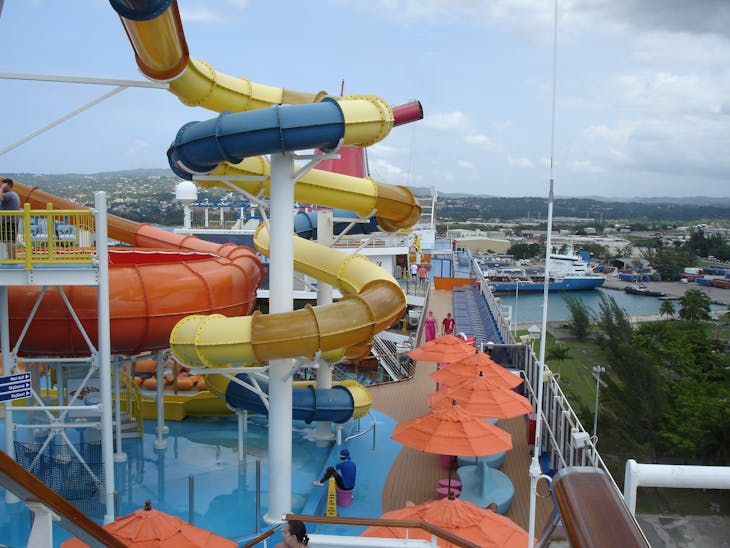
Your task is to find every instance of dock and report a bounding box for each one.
[602,277,730,306]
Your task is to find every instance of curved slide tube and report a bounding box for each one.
[7,182,263,356]
[171,224,405,365]
[109,0,423,125]
[206,374,372,423]
[109,0,421,422]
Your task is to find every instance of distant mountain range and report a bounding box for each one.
[406,186,730,207]
[3,171,729,222]
[4,170,726,206]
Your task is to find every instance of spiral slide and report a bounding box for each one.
[103,0,423,422]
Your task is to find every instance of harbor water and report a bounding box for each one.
[495,286,726,324]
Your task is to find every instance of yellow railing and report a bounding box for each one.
[119,368,144,436]
[0,204,95,267]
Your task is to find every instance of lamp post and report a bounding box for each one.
[513,280,519,339]
[592,364,605,439]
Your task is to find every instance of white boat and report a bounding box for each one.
[481,245,605,293]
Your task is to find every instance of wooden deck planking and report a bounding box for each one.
[369,288,552,534]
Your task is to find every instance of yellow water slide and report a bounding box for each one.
[110,0,421,375]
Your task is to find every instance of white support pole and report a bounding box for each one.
[95,192,116,524]
[264,152,295,524]
[25,502,60,548]
[154,350,167,450]
[237,410,248,463]
[1,286,19,504]
[314,210,335,444]
[113,356,126,462]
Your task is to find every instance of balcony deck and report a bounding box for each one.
[368,288,553,534]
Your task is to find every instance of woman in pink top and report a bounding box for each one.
[424,310,437,342]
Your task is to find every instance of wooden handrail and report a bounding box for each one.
[286,513,482,548]
[553,467,650,548]
[0,450,125,547]
[239,526,279,548]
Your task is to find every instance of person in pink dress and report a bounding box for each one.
[424,310,437,342]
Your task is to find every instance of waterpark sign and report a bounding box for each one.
[0,373,31,402]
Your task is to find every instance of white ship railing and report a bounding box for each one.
[471,257,620,489]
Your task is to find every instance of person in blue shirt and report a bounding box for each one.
[313,448,356,490]
[0,178,21,259]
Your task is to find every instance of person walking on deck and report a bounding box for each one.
[424,310,437,342]
[442,312,456,335]
[417,264,427,288]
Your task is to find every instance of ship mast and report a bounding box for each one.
[528,0,559,544]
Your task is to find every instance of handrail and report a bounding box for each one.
[0,450,126,547]
[344,410,377,450]
[286,513,481,548]
[239,525,279,548]
[119,367,144,435]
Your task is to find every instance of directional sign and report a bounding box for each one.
[0,372,31,402]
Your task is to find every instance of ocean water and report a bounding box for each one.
[495,287,726,324]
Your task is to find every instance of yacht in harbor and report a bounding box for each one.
[480,245,606,293]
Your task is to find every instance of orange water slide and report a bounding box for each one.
[6,182,263,356]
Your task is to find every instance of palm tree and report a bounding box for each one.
[678,289,712,322]
[659,299,676,319]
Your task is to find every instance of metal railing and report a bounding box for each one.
[472,259,620,491]
[0,204,96,266]
[118,368,144,436]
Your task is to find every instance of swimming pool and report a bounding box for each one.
[0,414,333,546]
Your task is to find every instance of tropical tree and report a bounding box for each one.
[562,294,592,341]
[594,293,633,357]
[659,299,676,319]
[651,249,693,280]
[546,342,571,377]
[678,289,712,322]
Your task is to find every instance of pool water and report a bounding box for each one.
[0,414,332,546]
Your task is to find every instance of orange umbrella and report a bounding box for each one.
[408,334,475,363]
[362,495,531,548]
[391,401,512,456]
[62,500,236,548]
[429,372,533,419]
[431,352,524,390]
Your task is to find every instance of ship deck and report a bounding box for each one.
[368,288,553,533]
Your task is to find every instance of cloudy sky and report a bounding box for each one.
[1,0,729,198]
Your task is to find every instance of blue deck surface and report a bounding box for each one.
[263,410,402,545]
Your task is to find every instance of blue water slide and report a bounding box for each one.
[168,99,344,178]
[226,374,356,424]
[293,210,379,240]
[108,0,173,21]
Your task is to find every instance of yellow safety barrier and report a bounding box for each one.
[325,477,337,517]
[0,204,96,267]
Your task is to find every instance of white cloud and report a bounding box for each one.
[507,156,533,168]
[179,6,228,23]
[566,159,601,173]
[421,111,471,132]
[464,134,497,151]
[369,158,406,179]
